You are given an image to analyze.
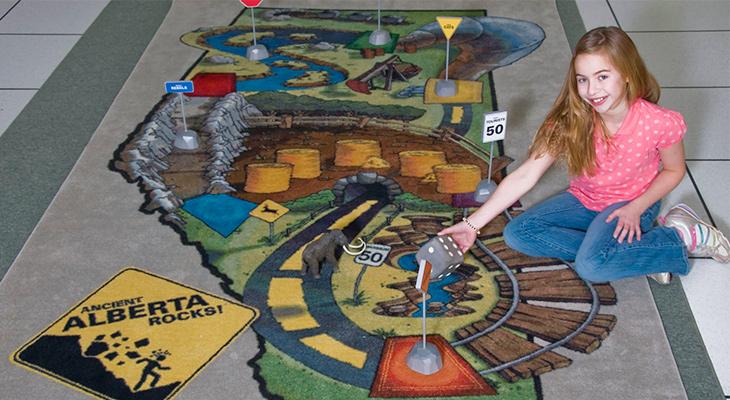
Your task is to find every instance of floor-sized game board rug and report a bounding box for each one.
[107,6,625,399]
[107,5,637,400]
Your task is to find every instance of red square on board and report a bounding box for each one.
[190,73,237,97]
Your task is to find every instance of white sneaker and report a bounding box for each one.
[648,272,671,285]
[660,203,730,263]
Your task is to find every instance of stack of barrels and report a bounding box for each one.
[244,139,481,194]
[244,148,321,193]
[398,150,480,193]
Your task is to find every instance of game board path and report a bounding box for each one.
[242,192,391,388]
[439,103,473,135]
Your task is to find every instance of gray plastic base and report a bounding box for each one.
[406,341,443,375]
[474,179,498,203]
[368,29,392,46]
[435,79,457,97]
[173,129,200,150]
[246,44,269,61]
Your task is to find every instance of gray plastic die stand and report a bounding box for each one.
[435,79,457,97]
[369,30,391,45]
[173,129,200,150]
[406,291,443,375]
[246,44,269,61]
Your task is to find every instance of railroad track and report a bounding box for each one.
[377,210,618,382]
[456,242,602,379]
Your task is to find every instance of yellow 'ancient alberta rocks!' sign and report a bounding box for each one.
[12,268,258,400]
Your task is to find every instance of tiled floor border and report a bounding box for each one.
[556,1,725,399]
[0,0,172,280]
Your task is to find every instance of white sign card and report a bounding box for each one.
[482,111,507,143]
[354,244,391,267]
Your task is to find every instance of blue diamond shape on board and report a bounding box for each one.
[182,194,258,237]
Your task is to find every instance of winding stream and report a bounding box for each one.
[204,28,358,91]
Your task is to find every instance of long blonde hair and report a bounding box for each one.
[529,26,660,176]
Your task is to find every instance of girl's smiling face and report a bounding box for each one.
[575,52,628,117]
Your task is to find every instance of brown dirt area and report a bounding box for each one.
[160,126,512,204]
[225,127,512,205]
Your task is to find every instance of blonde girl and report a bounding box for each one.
[440,26,729,283]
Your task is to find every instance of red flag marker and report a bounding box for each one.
[239,0,262,7]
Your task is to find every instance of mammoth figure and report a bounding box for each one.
[302,230,365,278]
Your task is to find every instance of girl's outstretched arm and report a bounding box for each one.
[439,152,556,252]
[606,140,686,243]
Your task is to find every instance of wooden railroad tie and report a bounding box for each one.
[486,300,616,354]
[455,326,571,382]
[495,269,618,305]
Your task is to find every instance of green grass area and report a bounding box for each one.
[226,31,275,46]
[279,46,468,130]
[331,207,502,341]
[286,70,329,86]
[180,8,498,140]
[246,91,425,120]
[271,60,308,69]
[183,188,535,398]
[179,193,336,295]
[270,44,450,129]
[345,32,400,52]
[180,29,269,80]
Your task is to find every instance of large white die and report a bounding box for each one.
[415,235,464,280]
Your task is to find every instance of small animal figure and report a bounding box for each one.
[302,230,363,278]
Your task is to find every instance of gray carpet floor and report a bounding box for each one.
[0,1,721,399]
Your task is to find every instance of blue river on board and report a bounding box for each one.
[204,28,359,91]
[398,253,462,317]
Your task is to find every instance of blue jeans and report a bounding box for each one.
[503,191,690,283]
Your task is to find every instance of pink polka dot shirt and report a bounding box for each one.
[568,98,686,211]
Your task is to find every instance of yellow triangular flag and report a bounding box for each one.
[436,16,463,40]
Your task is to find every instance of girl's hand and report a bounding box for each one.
[605,203,644,243]
[438,222,478,253]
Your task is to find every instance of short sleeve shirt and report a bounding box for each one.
[568,98,686,211]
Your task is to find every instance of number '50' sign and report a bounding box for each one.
[354,244,391,267]
[482,111,508,143]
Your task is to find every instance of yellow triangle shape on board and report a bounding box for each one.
[436,16,463,40]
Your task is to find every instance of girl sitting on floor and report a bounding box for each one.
[440,26,729,284]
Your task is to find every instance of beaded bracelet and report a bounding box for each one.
[462,217,481,235]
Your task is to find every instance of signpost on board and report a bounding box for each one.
[351,243,391,305]
[474,111,508,203]
[435,17,463,97]
[239,0,269,61]
[249,199,289,243]
[165,80,199,150]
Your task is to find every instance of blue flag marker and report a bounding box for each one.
[164,81,194,132]
[165,80,194,93]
